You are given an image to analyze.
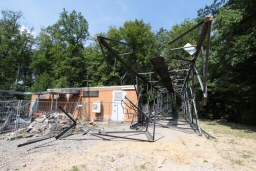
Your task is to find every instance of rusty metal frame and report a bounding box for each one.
[169,16,213,135]
[97,16,213,136]
[97,36,158,141]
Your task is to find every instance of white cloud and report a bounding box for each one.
[19,25,36,37]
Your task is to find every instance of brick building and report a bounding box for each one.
[31,85,138,122]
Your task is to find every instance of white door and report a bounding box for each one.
[112,103,123,121]
[112,91,126,121]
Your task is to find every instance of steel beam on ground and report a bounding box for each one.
[17,136,53,147]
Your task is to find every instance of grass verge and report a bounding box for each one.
[200,119,256,141]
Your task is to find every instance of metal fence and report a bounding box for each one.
[34,100,80,114]
[0,100,82,133]
[0,98,173,133]
[33,101,127,122]
[0,100,31,133]
[0,100,138,133]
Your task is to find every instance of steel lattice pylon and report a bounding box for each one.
[97,16,213,136]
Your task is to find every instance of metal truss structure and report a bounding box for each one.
[17,16,213,147]
[169,16,213,134]
[97,16,213,136]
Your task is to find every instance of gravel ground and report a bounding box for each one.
[1,117,255,171]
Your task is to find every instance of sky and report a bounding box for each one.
[0,0,214,37]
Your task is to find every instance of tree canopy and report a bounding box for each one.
[30,9,90,91]
[0,10,34,91]
[202,0,256,124]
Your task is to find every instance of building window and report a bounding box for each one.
[114,91,123,101]
[83,91,99,97]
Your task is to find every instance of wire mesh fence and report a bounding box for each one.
[0,100,31,133]
[0,100,82,133]
[0,100,138,133]
[0,98,175,134]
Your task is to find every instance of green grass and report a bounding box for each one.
[70,166,79,171]
[228,139,236,144]
[242,154,250,158]
[140,164,147,170]
[135,164,147,171]
[200,120,256,170]
[200,119,256,141]
[179,137,186,145]
[235,160,243,165]
[20,128,27,134]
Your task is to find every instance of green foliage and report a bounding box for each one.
[29,74,54,92]
[199,0,256,124]
[30,9,90,90]
[120,19,157,69]
[156,19,202,71]
[86,19,157,86]
[197,0,226,19]
[0,9,35,92]
[70,166,79,171]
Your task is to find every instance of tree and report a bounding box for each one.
[197,0,226,19]
[87,19,158,86]
[199,0,256,124]
[120,19,158,71]
[0,10,35,91]
[156,19,201,68]
[30,9,90,91]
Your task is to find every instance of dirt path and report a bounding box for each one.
[1,117,256,171]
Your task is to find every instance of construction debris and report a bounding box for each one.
[3,111,82,141]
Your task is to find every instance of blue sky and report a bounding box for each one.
[0,0,213,37]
